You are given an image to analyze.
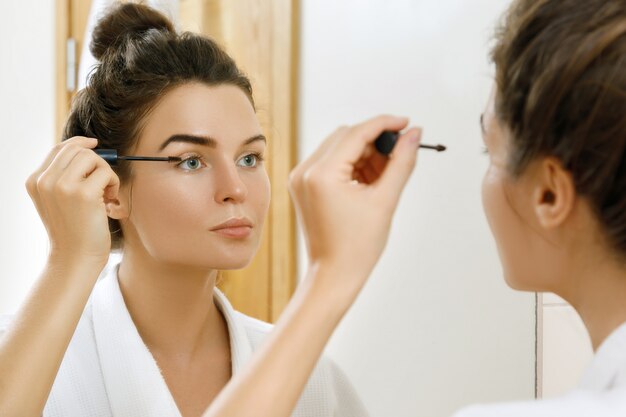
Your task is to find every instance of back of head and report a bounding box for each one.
[492,0,626,256]
[63,2,254,250]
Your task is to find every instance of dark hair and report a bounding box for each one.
[62,2,254,250]
[492,0,626,254]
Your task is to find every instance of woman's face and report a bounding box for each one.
[481,85,556,292]
[118,83,270,270]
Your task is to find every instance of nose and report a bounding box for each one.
[213,161,248,204]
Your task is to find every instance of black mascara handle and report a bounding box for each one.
[94,149,118,166]
[374,131,398,155]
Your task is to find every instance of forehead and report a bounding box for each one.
[484,84,497,118]
[136,82,260,151]
[484,83,510,158]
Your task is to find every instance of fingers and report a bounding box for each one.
[24,137,119,261]
[330,115,409,165]
[289,126,348,188]
[58,148,120,200]
[27,137,96,183]
[368,151,389,174]
[373,127,422,205]
[36,137,98,180]
[354,160,378,184]
[45,138,99,178]
[289,126,349,227]
[84,166,120,203]
[354,149,389,184]
[82,153,120,197]
[26,137,98,221]
[362,162,380,184]
[35,138,99,193]
[291,115,408,191]
[289,116,417,225]
[35,144,94,207]
[59,148,104,183]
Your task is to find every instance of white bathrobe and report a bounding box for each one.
[454,321,626,417]
[0,264,368,417]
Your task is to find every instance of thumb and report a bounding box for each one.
[374,127,422,204]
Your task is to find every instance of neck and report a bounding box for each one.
[117,245,227,359]
[560,254,626,351]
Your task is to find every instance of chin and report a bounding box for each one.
[152,254,254,271]
[143,232,262,270]
[206,243,260,270]
[503,277,527,291]
[212,256,255,270]
[502,272,545,293]
[185,248,257,270]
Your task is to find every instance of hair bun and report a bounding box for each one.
[90,2,175,60]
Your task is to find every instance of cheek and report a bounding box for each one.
[128,175,215,244]
[482,167,507,246]
[124,169,271,268]
[244,170,271,223]
[482,167,528,289]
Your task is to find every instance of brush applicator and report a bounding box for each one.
[374,131,446,155]
[94,149,182,166]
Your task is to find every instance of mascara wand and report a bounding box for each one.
[95,149,182,166]
[374,131,447,155]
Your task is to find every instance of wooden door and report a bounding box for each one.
[56,0,93,141]
[56,0,298,322]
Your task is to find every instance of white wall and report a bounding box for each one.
[0,2,55,315]
[297,1,536,416]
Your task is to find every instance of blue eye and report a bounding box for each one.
[238,153,263,168]
[177,156,204,171]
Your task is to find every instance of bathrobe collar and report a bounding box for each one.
[579,321,626,392]
[91,263,253,417]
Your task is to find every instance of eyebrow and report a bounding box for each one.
[479,114,486,135]
[158,134,267,151]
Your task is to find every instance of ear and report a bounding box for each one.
[105,183,130,220]
[532,158,575,229]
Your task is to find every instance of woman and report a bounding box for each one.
[0,3,366,417]
[195,0,626,415]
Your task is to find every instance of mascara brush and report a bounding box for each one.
[95,149,182,166]
[374,131,447,155]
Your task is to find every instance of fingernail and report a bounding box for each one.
[409,132,421,144]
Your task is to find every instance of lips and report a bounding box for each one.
[210,218,253,230]
[210,218,253,238]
